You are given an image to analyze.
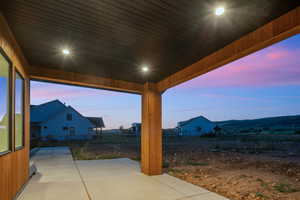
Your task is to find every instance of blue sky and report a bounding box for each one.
[0,78,8,121]
[27,34,300,129]
[163,34,300,127]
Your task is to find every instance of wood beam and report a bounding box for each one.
[141,82,162,175]
[158,7,300,92]
[28,66,144,94]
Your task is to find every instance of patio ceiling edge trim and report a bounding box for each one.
[28,66,144,94]
[158,6,300,93]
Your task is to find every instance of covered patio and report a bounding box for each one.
[20,147,228,200]
[0,1,299,200]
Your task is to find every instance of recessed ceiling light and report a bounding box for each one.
[215,7,225,16]
[62,49,70,55]
[142,66,149,72]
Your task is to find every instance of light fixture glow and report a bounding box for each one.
[62,49,70,55]
[142,66,149,72]
[215,7,225,16]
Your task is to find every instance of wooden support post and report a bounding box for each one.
[141,82,162,175]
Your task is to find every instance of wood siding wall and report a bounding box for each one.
[0,13,30,200]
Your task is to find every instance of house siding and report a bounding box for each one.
[40,107,95,140]
[178,117,216,136]
[31,100,97,141]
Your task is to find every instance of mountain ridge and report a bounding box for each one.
[214,115,300,130]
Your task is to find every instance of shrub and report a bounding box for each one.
[168,168,184,174]
[163,162,170,168]
[132,156,141,161]
[255,192,268,199]
[273,183,300,193]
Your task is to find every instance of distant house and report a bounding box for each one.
[176,116,216,136]
[130,123,141,135]
[30,100,105,140]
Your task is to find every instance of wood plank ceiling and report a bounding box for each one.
[0,0,299,84]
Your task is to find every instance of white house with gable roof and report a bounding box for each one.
[30,100,105,140]
[176,116,216,136]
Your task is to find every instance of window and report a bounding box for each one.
[0,49,11,153]
[70,127,75,136]
[196,127,202,132]
[67,113,72,121]
[15,71,24,149]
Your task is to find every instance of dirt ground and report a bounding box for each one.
[165,150,300,200]
[69,142,300,200]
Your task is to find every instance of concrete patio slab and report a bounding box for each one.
[152,174,210,196]
[18,147,230,200]
[17,182,89,200]
[84,175,184,200]
[180,193,230,200]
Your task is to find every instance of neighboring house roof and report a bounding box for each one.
[177,116,214,127]
[0,114,21,129]
[87,117,105,128]
[0,114,8,125]
[30,100,104,127]
[132,122,141,127]
[31,100,67,123]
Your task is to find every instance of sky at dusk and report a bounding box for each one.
[30,82,141,129]
[29,34,300,129]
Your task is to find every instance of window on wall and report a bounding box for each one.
[70,127,75,135]
[67,113,72,121]
[15,71,24,149]
[0,50,11,153]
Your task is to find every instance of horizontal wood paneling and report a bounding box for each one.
[0,13,29,200]
[28,66,144,94]
[158,7,300,92]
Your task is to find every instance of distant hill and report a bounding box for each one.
[215,115,300,131]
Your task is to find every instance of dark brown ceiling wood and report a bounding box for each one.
[1,0,299,84]
[158,7,300,92]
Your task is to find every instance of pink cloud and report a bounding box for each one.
[178,45,300,89]
[266,50,288,60]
